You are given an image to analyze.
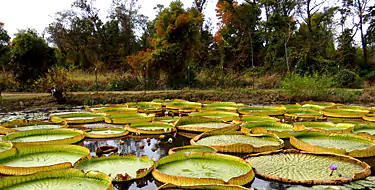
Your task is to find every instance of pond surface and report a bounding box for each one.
[0,107,374,190]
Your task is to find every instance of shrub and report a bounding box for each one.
[281,73,334,100]
[334,69,363,89]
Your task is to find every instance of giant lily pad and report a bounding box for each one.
[74,155,154,182]
[245,149,371,185]
[302,101,336,110]
[0,142,15,160]
[191,127,284,153]
[2,129,85,146]
[201,106,238,112]
[231,115,280,124]
[290,131,375,157]
[241,122,294,138]
[50,112,106,124]
[165,101,201,112]
[168,145,218,155]
[157,183,249,190]
[0,168,113,189]
[137,102,162,113]
[152,116,180,124]
[322,109,369,118]
[285,109,323,118]
[353,124,375,138]
[237,106,286,116]
[69,123,122,130]
[0,120,66,134]
[104,113,154,124]
[176,117,232,132]
[125,122,176,134]
[337,105,369,110]
[363,114,375,122]
[84,127,129,138]
[205,102,244,108]
[152,152,255,186]
[294,122,354,133]
[189,111,239,119]
[0,144,90,175]
[284,104,302,109]
[89,106,138,114]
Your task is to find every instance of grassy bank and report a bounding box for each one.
[1,88,375,113]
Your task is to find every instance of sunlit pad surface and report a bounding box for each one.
[246,150,370,185]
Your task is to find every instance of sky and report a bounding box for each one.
[0,0,366,45]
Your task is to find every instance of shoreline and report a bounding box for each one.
[1,89,374,113]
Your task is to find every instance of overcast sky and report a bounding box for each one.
[0,0,366,45]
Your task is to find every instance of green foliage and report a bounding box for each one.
[0,27,10,68]
[10,30,57,88]
[334,69,363,88]
[281,73,335,100]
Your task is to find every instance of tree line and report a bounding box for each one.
[0,0,375,90]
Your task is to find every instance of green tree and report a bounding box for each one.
[0,23,10,68]
[10,30,57,89]
[337,29,356,69]
[367,4,375,45]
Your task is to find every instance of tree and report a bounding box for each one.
[10,30,57,89]
[367,4,375,45]
[342,0,371,65]
[0,23,10,68]
[337,28,356,69]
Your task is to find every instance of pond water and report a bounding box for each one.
[0,107,374,190]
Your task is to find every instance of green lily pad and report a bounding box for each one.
[237,106,286,116]
[363,114,375,122]
[152,116,180,124]
[290,131,375,157]
[50,112,105,124]
[0,145,90,175]
[157,183,249,190]
[126,122,176,134]
[231,115,280,123]
[2,129,85,146]
[84,127,128,138]
[191,128,284,153]
[152,152,255,186]
[245,149,371,185]
[322,109,369,118]
[105,113,154,124]
[176,116,231,132]
[0,142,12,153]
[0,168,113,190]
[168,145,217,155]
[285,109,322,118]
[189,111,239,119]
[0,120,65,132]
[353,124,375,137]
[294,122,354,133]
[241,122,294,138]
[201,106,238,112]
[74,155,154,181]
[205,102,244,108]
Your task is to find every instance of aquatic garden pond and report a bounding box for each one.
[0,100,375,190]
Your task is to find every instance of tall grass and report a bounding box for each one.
[281,73,334,100]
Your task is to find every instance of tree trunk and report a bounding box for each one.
[306,0,326,58]
[250,31,254,68]
[358,0,368,65]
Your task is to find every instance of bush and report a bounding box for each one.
[0,70,19,92]
[281,73,334,100]
[334,69,363,89]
